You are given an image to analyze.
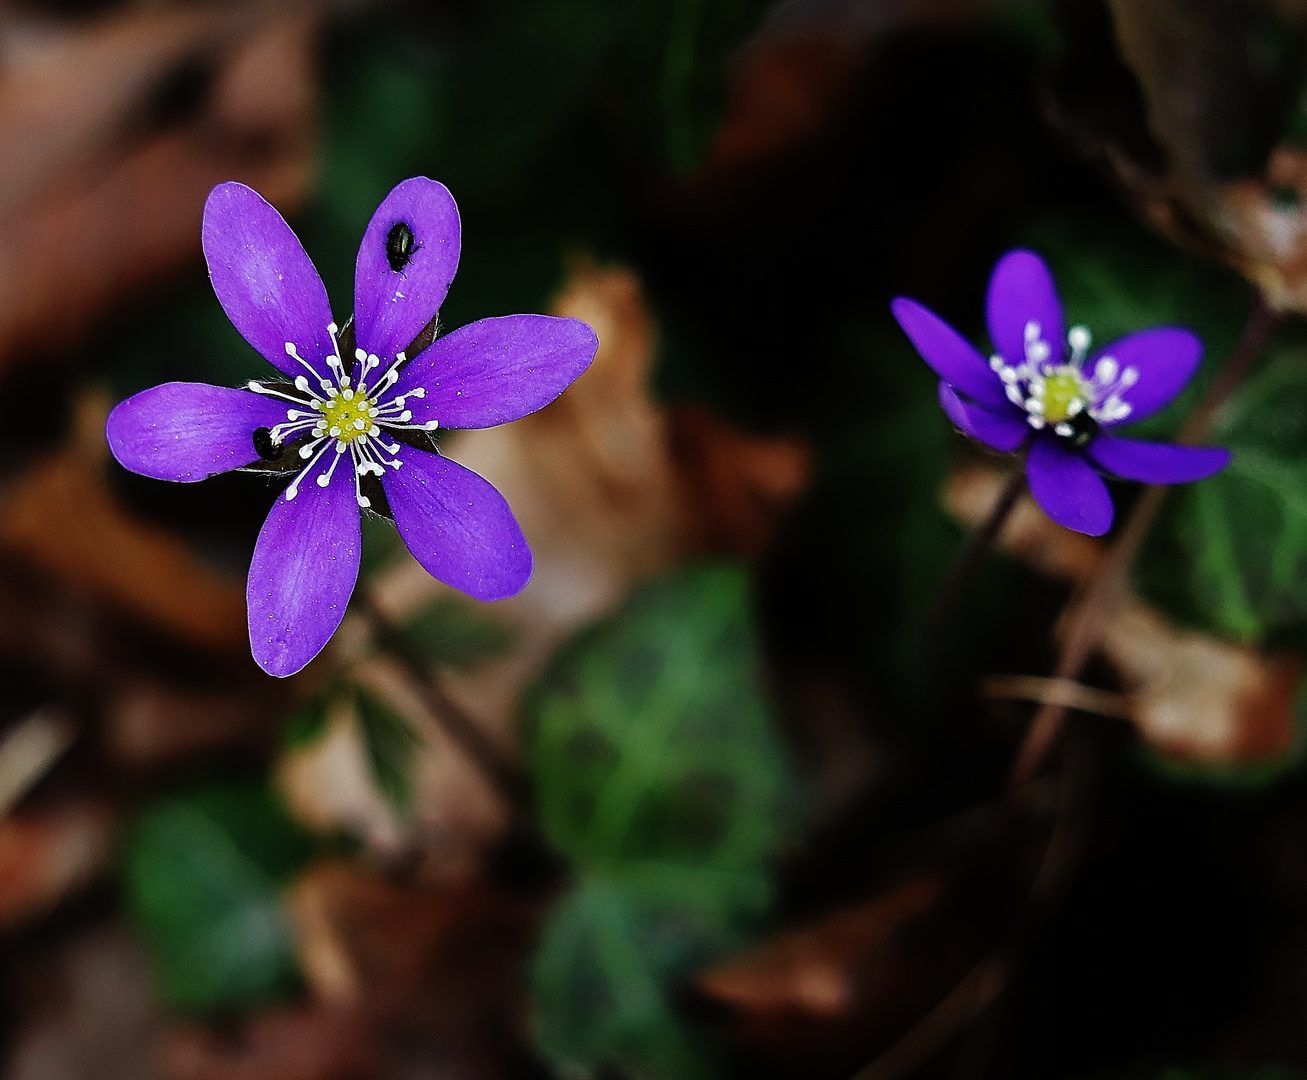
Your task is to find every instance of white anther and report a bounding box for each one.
[1067,398,1084,416]
[1005,385,1024,406]
[1027,415,1045,429]
[1054,422,1073,437]
[355,348,367,362]
[1095,356,1118,384]
[1024,321,1041,342]
[1120,368,1139,387]
[1067,325,1092,353]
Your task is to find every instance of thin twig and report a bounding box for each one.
[979,674,1133,720]
[1007,295,1280,792]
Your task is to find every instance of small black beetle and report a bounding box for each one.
[386,221,417,273]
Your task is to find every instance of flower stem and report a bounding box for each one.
[1006,295,1280,793]
[919,458,1027,664]
[358,590,530,807]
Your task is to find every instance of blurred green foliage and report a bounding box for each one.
[525,564,801,1079]
[125,783,313,1013]
[397,594,517,669]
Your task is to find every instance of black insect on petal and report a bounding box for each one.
[386,221,417,273]
[252,427,280,460]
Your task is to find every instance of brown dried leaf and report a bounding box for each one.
[161,1007,376,1080]
[697,877,943,1020]
[694,874,992,1073]
[103,679,278,768]
[0,390,247,652]
[0,802,113,929]
[286,862,536,1025]
[1102,597,1300,764]
[669,404,812,561]
[0,4,318,369]
[5,924,162,1080]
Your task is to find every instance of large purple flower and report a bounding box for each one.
[106,178,598,677]
[891,249,1231,537]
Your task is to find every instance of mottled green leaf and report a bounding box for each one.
[1166,342,1307,642]
[533,877,718,1080]
[525,563,799,1080]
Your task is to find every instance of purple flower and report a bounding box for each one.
[891,249,1231,536]
[106,178,597,677]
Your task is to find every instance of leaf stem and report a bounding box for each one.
[1006,294,1280,792]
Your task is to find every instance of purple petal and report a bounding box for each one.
[1090,328,1202,426]
[938,383,1029,452]
[396,315,598,429]
[1087,435,1230,483]
[203,183,335,380]
[247,450,361,677]
[106,383,289,482]
[382,451,531,602]
[891,298,1008,409]
[986,249,1064,369]
[354,177,461,362]
[1025,435,1114,536]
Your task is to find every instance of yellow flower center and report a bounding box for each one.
[320,391,375,445]
[1039,368,1090,424]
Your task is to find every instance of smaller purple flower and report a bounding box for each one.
[891,249,1231,536]
[106,178,597,677]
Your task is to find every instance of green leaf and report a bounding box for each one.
[1159,340,1307,642]
[125,783,314,1014]
[526,563,798,887]
[524,563,800,1080]
[355,690,423,814]
[282,698,329,749]
[397,595,516,669]
[532,877,720,1080]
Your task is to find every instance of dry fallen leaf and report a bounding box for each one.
[0,390,248,653]
[0,3,319,370]
[0,802,114,929]
[1102,598,1300,764]
[162,1006,376,1080]
[286,861,537,1028]
[694,872,998,1076]
[669,404,812,560]
[4,923,162,1080]
[698,877,943,1021]
[102,678,278,768]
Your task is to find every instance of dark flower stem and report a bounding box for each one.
[358,590,530,807]
[1007,295,1281,792]
[919,454,1028,663]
